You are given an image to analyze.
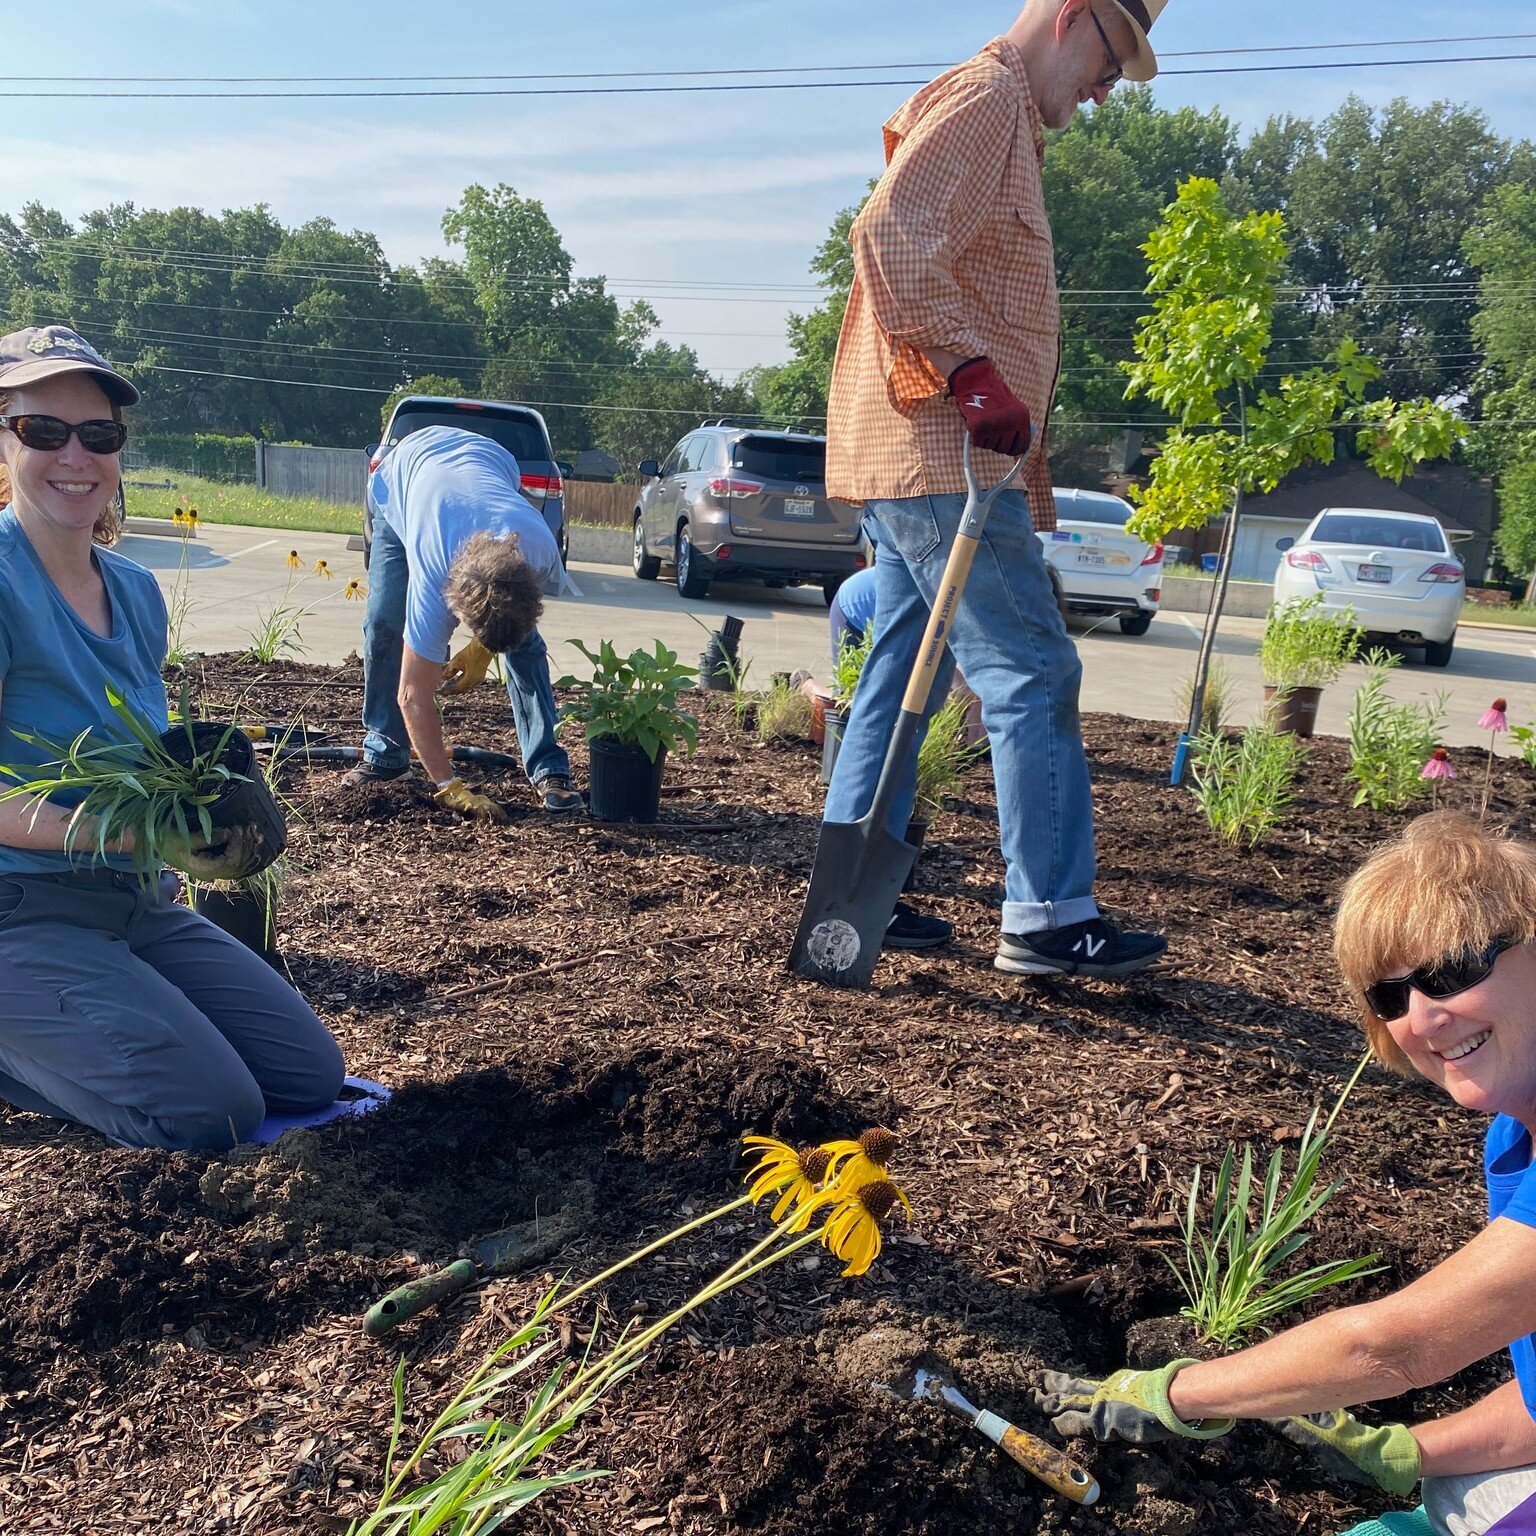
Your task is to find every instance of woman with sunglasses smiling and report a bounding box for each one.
[0,325,344,1150]
[1036,811,1536,1536]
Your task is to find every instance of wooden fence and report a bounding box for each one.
[565,480,636,529]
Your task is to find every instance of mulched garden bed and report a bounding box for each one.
[3,654,1532,1535]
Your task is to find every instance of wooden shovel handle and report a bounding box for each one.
[976,1411,1100,1505]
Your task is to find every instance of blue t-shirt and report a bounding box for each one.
[0,509,169,875]
[367,426,565,661]
[1486,1115,1536,1419]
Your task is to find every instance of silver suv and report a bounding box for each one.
[632,422,864,604]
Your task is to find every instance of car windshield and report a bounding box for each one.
[390,407,550,465]
[1053,495,1132,528]
[1311,513,1446,553]
[731,435,826,483]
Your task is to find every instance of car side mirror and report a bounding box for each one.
[639,459,661,479]
[1275,537,1295,552]
[556,460,574,478]
[366,443,380,458]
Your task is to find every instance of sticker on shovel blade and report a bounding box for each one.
[806,919,861,974]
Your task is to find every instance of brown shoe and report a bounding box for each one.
[537,774,584,813]
[339,761,408,789]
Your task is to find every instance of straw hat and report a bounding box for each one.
[1106,0,1166,82]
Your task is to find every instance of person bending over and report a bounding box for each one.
[0,326,343,1150]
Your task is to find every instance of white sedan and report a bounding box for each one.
[1038,489,1163,636]
[1273,506,1465,667]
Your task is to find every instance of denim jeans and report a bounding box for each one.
[822,488,1098,934]
[362,517,570,784]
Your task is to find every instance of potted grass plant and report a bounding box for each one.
[1258,596,1362,738]
[557,640,698,823]
[189,858,287,967]
[821,630,873,785]
[0,686,287,879]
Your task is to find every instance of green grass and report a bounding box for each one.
[124,468,362,536]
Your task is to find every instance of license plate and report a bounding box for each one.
[783,498,816,519]
[1077,551,1130,569]
[1357,564,1392,583]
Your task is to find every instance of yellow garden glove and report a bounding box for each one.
[1034,1360,1234,1444]
[442,639,493,695]
[1270,1410,1421,1497]
[433,777,508,825]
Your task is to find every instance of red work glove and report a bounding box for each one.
[948,357,1033,457]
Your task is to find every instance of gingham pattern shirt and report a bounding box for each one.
[826,37,1060,531]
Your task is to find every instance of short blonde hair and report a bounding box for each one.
[0,386,124,547]
[442,531,543,654]
[1334,811,1536,1073]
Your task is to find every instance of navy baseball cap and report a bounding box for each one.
[0,326,139,406]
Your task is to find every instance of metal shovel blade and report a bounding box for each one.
[788,813,918,989]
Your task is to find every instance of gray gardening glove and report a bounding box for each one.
[1269,1410,1421,1497]
[161,822,262,881]
[1034,1360,1234,1444]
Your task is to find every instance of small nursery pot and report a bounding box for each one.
[588,735,666,823]
[160,722,288,875]
[1262,685,1323,739]
[191,883,281,969]
[819,708,848,785]
[902,817,928,895]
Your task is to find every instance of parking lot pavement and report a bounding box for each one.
[133,520,1536,748]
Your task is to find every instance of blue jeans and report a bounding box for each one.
[362,517,570,784]
[822,489,1098,934]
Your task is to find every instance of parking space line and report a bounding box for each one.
[227,539,279,560]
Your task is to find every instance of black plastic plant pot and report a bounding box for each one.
[159,722,287,876]
[588,735,666,823]
[191,883,281,969]
[903,817,928,895]
[819,708,848,786]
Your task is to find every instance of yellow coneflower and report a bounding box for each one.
[186,508,199,524]
[344,578,367,602]
[742,1135,834,1221]
[286,549,303,571]
[314,558,334,580]
[821,1126,898,1195]
[172,509,187,527]
[814,1178,909,1277]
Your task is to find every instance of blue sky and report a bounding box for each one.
[5,2,1535,380]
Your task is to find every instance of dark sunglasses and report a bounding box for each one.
[0,414,128,454]
[1087,6,1125,89]
[1365,935,1518,1022]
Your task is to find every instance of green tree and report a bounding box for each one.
[380,375,468,434]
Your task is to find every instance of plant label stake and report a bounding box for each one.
[789,441,1021,989]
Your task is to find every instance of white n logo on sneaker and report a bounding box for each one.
[966,394,988,409]
[1074,933,1106,958]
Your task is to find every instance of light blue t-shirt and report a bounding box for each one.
[367,426,564,661]
[0,509,170,875]
[1485,1115,1536,1420]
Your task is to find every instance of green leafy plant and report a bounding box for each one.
[1346,650,1447,810]
[1510,718,1536,769]
[1174,659,1233,736]
[831,629,874,709]
[1189,715,1306,847]
[556,640,699,763]
[914,695,986,820]
[1258,595,1362,691]
[754,678,813,743]
[0,686,247,875]
[1169,1053,1384,1349]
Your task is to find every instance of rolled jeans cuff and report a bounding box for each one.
[1002,896,1099,934]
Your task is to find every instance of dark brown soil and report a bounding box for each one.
[3,654,1531,1534]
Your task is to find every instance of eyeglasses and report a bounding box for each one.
[1364,936,1518,1022]
[1087,6,1125,90]
[0,414,128,455]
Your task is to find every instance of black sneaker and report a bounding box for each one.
[884,901,954,951]
[995,917,1166,978]
[339,761,408,789]
[538,775,585,813]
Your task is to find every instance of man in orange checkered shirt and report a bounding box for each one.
[821,0,1169,978]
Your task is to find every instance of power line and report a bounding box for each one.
[4,53,1534,98]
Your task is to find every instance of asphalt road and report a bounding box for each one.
[125,520,1536,750]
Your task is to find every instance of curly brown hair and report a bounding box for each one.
[0,387,124,547]
[442,531,544,654]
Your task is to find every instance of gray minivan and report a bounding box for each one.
[365,395,567,566]
[632,423,864,603]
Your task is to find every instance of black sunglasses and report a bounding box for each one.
[0,414,128,455]
[1087,6,1125,90]
[1365,936,1518,1022]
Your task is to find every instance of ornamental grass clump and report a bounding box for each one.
[348,1127,911,1534]
[831,629,874,710]
[1345,650,1447,811]
[242,554,350,664]
[914,694,986,820]
[754,676,813,743]
[1189,715,1306,847]
[1170,1052,1382,1350]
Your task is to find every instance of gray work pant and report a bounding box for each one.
[0,871,344,1151]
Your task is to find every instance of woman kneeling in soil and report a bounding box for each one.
[0,326,343,1151]
[1037,811,1536,1536]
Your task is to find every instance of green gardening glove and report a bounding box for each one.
[1033,1360,1234,1444]
[1270,1410,1421,1497]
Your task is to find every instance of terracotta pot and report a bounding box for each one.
[1262,684,1323,738]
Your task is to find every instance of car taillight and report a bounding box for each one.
[855,553,867,569]
[521,472,563,501]
[1139,541,1164,567]
[707,477,763,500]
[1286,550,1331,572]
[368,451,383,472]
[1419,563,1464,584]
